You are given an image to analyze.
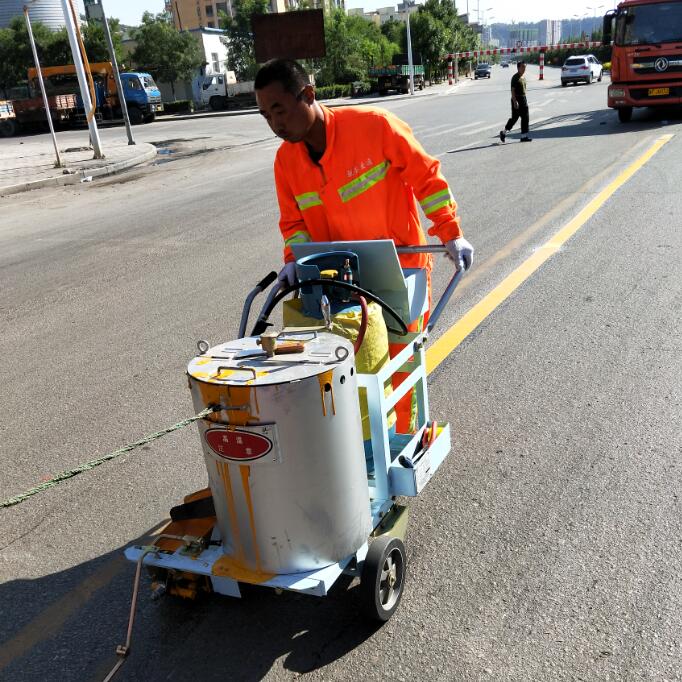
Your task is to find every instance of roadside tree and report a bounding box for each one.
[219,0,269,80]
[132,12,203,98]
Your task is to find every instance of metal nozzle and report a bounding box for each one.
[320,295,332,330]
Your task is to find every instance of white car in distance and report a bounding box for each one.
[561,55,604,86]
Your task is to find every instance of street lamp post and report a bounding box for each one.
[586,5,605,40]
[23,5,61,168]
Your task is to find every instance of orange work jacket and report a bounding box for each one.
[273,105,463,272]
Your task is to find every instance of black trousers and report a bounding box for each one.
[505,98,529,134]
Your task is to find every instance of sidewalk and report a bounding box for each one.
[0,80,467,197]
[0,138,156,197]
[161,80,462,123]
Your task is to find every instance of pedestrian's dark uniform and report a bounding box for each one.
[505,71,529,135]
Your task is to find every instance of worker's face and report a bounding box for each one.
[256,82,316,143]
[518,64,526,76]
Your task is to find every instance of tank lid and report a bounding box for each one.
[187,332,353,386]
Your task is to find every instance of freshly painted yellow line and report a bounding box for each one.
[426,133,674,375]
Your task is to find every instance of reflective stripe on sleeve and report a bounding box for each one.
[338,161,390,203]
[284,230,312,247]
[295,191,323,211]
[419,189,453,214]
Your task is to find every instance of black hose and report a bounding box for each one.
[250,278,409,337]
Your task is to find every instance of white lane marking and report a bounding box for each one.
[534,97,556,108]
[435,116,552,156]
[420,121,484,140]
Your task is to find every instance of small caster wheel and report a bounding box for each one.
[360,536,406,622]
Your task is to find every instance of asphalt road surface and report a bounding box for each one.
[1,65,680,682]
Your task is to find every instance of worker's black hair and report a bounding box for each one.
[517,61,526,67]
[254,59,310,95]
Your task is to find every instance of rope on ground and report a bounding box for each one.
[0,405,219,510]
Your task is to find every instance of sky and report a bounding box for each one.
[108,0,618,27]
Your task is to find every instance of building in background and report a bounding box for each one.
[509,26,538,47]
[538,19,562,46]
[0,0,65,30]
[350,2,417,25]
[166,0,234,30]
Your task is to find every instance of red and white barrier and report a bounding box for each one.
[446,42,602,60]
[447,59,453,85]
[447,41,602,79]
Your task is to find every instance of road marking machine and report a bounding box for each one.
[109,240,462,679]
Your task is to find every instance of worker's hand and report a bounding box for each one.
[278,262,297,287]
[444,237,474,272]
[512,99,519,109]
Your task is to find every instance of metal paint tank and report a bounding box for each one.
[0,0,65,30]
[187,333,371,575]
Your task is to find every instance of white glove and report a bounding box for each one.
[278,262,297,287]
[444,237,474,272]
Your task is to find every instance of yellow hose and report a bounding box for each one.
[68,0,96,122]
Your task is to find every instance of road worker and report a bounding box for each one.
[255,58,474,432]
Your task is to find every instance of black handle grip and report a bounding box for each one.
[257,271,278,291]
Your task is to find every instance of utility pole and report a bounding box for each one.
[60,0,104,159]
[87,0,135,145]
[406,11,415,96]
[23,6,62,168]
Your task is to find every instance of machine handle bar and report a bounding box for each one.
[256,271,278,291]
[238,271,278,339]
[427,269,463,334]
[397,244,465,335]
[396,245,447,254]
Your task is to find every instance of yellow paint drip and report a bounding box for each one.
[212,554,275,584]
[239,465,263,572]
[216,461,245,565]
[317,369,336,416]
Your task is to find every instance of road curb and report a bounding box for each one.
[0,144,157,197]
[159,86,454,123]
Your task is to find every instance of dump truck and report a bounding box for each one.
[369,54,425,95]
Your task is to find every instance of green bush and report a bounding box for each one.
[315,84,351,100]
[161,99,195,114]
[602,61,611,71]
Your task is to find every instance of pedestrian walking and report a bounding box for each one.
[500,61,531,143]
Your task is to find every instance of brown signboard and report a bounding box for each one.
[252,10,326,63]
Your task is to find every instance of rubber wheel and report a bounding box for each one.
[360,536,406,622]
[598,70,603,82]
[561,81,567,87]
[144,113,156,123]
[618,107,633,123]
[0,118,17,137]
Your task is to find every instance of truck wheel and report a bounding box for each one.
[144,113,156,123]
[209,96,224,111]
[129,107,144,125]
[379,89,388,96]
[0,118,17,137]
[617,107,633,123]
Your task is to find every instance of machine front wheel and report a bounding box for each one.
[360,536,406,622]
